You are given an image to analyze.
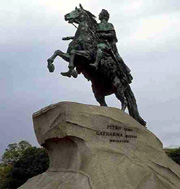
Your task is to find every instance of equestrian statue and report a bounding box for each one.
[47,4,146,126]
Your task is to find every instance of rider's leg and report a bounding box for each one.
[113,77,127,111]
[90,44,105,69]
[90,49,102,69]
[94,93,107,107]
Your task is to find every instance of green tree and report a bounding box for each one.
[165,147,180,165]
[0,164,13,189]
[0,141,49,189]
[2,141,32,165]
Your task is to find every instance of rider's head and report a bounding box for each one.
[99,9,109,21]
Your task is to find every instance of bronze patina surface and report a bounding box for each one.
[47,4,146,126]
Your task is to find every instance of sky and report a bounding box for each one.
[0,0,180,156]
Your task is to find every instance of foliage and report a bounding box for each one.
[165,147,180,165]
[1,140,179,189]
[0,164,13,189]
[2,141,32,165]
[0,141,49,189]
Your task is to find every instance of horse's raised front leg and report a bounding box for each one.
[48,50,70,63]
[47,50,70,73]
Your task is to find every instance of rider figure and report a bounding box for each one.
[61,9,133,85]
[90,9,134,110]
[90,9,133,84]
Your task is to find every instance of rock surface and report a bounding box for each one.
[19,102,180,189]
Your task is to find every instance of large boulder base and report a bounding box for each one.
[19,102,180,189]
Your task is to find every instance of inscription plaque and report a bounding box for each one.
[96,125,137,143]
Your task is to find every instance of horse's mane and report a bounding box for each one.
[83,9,97,30]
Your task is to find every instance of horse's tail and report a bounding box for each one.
[124,85,146,126]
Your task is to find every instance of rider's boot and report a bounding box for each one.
[71,69,78,78]
[61,68,78,78]
[61,70,72,77]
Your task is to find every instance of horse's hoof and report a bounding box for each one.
[48,64,55,73]
[47,58,53,64]
[121,104,127,111]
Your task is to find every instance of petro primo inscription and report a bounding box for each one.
[96,125,137,143]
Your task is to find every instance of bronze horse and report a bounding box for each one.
[47,5,146,126]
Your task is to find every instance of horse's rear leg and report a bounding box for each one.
[115,89,127,111]
[113,77,127,111]
[94,93,107,107]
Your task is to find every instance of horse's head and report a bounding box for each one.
[64,4,96,25]
[64,4,84,24]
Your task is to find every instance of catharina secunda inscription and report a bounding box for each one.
[96,125,137,143]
